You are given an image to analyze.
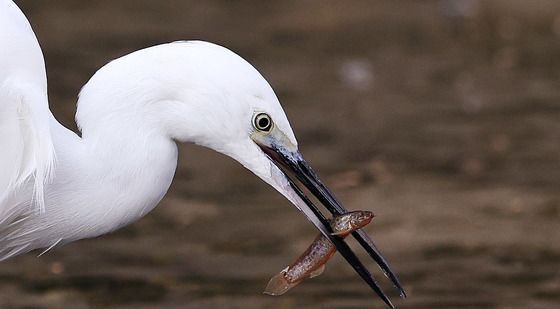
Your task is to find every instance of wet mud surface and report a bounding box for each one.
[2,0,560,308]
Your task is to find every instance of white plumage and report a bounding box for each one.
[0,0,55,214]
[0,0,301,260]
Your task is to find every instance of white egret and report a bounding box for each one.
[0,0,404,307]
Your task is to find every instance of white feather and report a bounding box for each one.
[0,0,56,213]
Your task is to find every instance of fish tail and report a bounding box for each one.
[263,269,298,296]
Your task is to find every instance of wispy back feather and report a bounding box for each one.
[0,85,55,213]
[0,0,56,213]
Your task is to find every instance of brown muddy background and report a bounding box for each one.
[2,0,559,308]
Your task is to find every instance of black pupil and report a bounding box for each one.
[258,117,270,129]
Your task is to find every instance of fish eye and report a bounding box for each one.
[253,112,273,132]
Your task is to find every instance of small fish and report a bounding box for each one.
[264,210,374,296]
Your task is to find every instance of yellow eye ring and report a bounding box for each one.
[253,112,273,132]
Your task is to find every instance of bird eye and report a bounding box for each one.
[253,112,273,132]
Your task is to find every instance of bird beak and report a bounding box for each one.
[253,136,406,308]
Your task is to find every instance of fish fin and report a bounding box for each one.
[309,265,326,278]
[263,268,298,296]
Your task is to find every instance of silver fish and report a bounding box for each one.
[264,210,374,296]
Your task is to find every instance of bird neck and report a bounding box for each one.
[91,123,178,214]
[49,116,179,237]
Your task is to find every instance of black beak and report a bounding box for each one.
[258,143,406,308]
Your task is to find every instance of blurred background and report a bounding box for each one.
[2,0,559,308]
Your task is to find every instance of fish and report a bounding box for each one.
[264,210,375,296]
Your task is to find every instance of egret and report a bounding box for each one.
[0,0,405,307]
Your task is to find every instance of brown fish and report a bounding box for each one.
[264,210,374,296]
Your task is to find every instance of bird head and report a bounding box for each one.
[77,41,402,306]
